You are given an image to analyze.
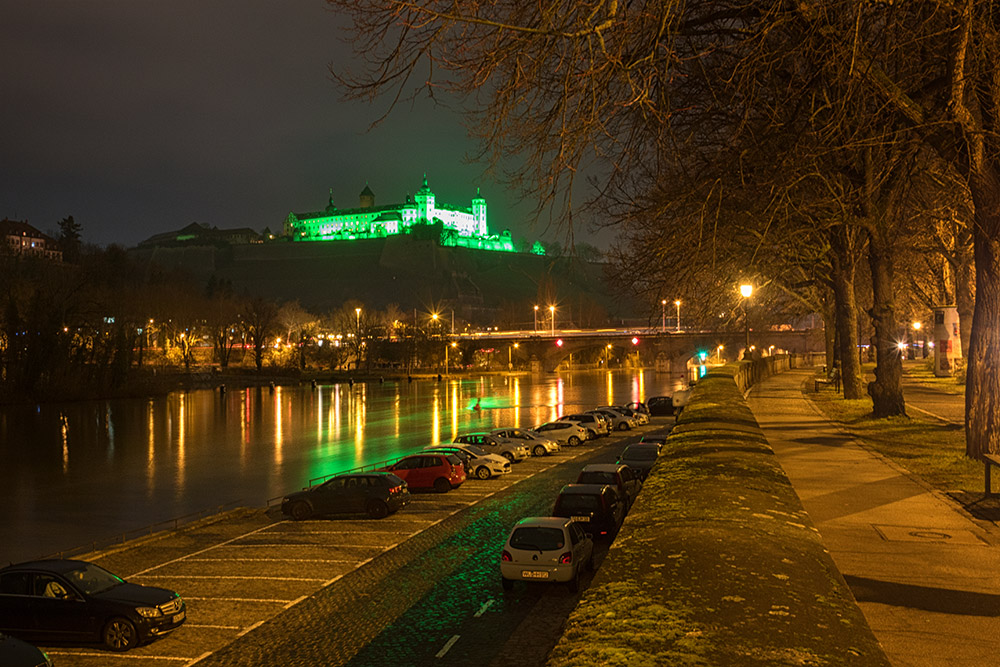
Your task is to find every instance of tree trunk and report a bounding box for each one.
[954,222,975,360]
[866,230,906,417]
[965,178,1000,459]
[829,225,864,398]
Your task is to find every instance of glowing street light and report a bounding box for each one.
[549,305,555,334]
[533,305,539,332]
[661,299,667,333]
[674,299,681,332]
[740,283,753,360]
[355,307,361,331]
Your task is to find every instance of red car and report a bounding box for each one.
[378,453,466,493]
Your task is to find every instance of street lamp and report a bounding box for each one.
[533,305,539,332]
[355,307,361,331]
[508,342,519,371]
[445,340,457,375]
[674,299,681,332]
[549,305,555,334]
[739,283,753,359]
[661,299,667,333]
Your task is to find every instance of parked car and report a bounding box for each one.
[377,453,466,492]
[626,401,650,417]
[576,463,642,509]
[424,444,511,480]
[491,428,561,456]
[616,405,649,425]
[587,408,633,431]
[600,405,644,426]
[500,517,594,592]
[585,411,613,434]
[645,395,674,416]
[639,434,668,448]
[558,413,609,438]
[282,472,410,520]
[0,632,52,667]
[532,421,588,446]
[672,389,692,414]
[0,559,186,652]
[617,443,661,479]
[552,484,625,540]
[453,433,529,463]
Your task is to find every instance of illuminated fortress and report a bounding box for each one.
[283,175,543,254]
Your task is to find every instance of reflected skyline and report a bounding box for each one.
[0,370,684,563]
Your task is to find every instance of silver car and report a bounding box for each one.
[424,445,512,480]
[532,421,588,446]
[453,433,529,463]
[500,516,595,592]
[589,408,634,431]
[491,428,561,456]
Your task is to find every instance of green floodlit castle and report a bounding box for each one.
[283,175,545,255]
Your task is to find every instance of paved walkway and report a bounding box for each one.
[748,367,1000,667]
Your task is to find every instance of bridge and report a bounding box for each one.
[448,327,824,378]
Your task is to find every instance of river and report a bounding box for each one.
[0,370,685,564]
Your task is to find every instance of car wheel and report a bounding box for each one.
[502,452,515,463]
[567,568,580,593]
[289,500,312,521]
[476,465,492,480]
[434,477,451,493]
[587,429,597,440]
[103,617,138,652]
[568,435,581,447]
[501,577,514,591]
[366,499,389,519]
[532,444,547,457]
[617,422,629,431]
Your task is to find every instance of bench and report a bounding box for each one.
[814,369,841,392]
[984,454,1000,497]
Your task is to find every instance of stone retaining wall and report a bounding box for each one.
[546,358,888,666]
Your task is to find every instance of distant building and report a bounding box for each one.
[0,219,62,261]
[137,222,263,248]
[283,175,544,255]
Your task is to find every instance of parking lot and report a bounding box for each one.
[40,424,659,666]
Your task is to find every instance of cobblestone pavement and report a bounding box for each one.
[37,421,664,666]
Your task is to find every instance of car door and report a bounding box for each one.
[389,457,419,484]
[312,477,350,514]
[27,572,93,641]
[0,571,34,635]
[340,477,368,513]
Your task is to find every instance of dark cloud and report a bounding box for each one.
[0,1,543,246]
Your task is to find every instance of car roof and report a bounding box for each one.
[457,432,492,437]
[2,559,89,574]
[580,463,625,474]
[623,443,661,453]
[558,483,612,495]
[513,516,573,529]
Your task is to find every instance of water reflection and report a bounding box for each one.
[0,370,683,563]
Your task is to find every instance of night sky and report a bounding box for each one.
[1,2,549,248]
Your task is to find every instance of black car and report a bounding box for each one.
[282,472,410,520]
[0,632,52,666]
[552,484,625,540]
[646,395,674,416]
[0,559,185,652]
[617,443,662,480]
[576,463,642,509]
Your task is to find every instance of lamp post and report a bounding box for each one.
[674,299,681,332]
[508,342,519,371]
[549,305,555,334]
[912,320,923,359]
[661,299,667,332]
[740,283,753,359]
[445,340,457,375]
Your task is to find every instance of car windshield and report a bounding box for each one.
[578,471,615,486]
[622,447,658,460]
[557,494,601,512]
[510,526,565,551]
[66,563,123,595]
[464,445,487,456]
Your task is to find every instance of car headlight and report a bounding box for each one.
[135,606,163,618]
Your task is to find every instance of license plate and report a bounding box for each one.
[173,610,185,623]
[522,570,549,579]
[571,516,590,522]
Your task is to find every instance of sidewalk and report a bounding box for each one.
[747,367,1000,667]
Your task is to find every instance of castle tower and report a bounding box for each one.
[359,183,375,209]
[414,174,435,222]
[471,187,487,236]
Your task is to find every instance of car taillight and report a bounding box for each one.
[389,485,402,494]
[502,550,513,562]
[559,551,572,564]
